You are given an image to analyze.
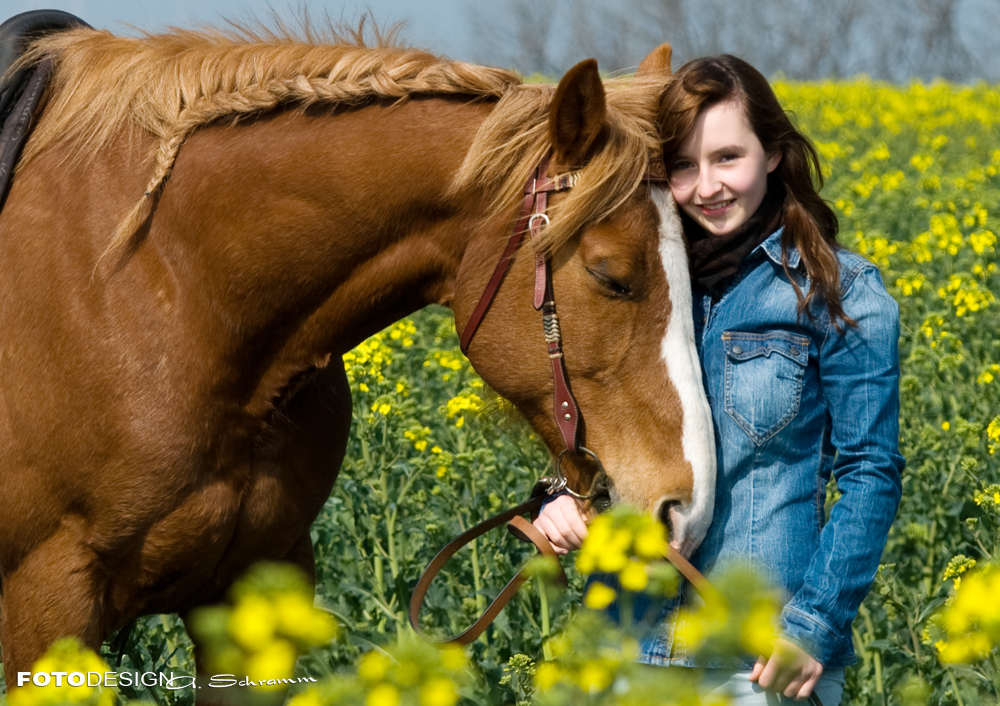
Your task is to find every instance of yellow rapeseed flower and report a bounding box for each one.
[619,559,650,592]
[229,595,277,650]
[577,660,613,693]
[534,662,562,692]
[367,683,402,706]
[245,638,298,687]
[358,651,391,682]
[583,582,617,610]
[419,677,458,706]
[8,639,115,706]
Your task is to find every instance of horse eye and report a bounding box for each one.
[587,268,632,298]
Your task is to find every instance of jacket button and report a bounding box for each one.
[790,347,800,356]
[732,345,743,354]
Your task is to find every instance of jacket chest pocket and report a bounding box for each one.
[722,330,811,445]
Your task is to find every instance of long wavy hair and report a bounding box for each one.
[660,54,852,327]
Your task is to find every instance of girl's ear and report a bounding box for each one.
[767,151,782,173]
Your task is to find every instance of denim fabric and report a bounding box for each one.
[637,229,904,669]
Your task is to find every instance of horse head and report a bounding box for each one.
[453,46,716,557]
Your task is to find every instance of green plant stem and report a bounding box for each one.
[947,667,965,706]
[990,652,1000,701]
[469,536,486,645]
[859,604,884,696]
[538,575,553,661]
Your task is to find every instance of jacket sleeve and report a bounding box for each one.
[778,264,905,666]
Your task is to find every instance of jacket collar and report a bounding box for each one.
[754,227,802,269]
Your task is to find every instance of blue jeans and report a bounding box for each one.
[700,667,845,705]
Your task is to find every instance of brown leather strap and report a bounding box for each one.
[408,495,568,645]
[458,181,537,352]
[663,543,714,598]
[410,495,718,646]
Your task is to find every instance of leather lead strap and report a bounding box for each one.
[408,495,567,645]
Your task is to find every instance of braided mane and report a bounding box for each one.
[18,24,520,252]
[18,23,667,258]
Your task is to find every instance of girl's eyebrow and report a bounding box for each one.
[710,144,747,156]
[672,144,748,162]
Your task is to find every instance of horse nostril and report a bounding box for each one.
[658,500,679,537]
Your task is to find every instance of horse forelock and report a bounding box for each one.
[452,76,669,255]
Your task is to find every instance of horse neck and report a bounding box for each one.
[150,99,496,413]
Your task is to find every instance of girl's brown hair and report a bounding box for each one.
[660,54,852,328]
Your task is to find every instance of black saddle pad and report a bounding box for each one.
[0,10,89,209]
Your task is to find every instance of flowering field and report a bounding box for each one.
[2,79,1000,706]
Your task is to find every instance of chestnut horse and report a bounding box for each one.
[0,25,715,681]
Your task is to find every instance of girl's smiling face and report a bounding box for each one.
[668,98,781,237]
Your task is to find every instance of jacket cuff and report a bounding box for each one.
[779,604,849,667]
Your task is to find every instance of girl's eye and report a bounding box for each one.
[671,160,694,171]
[719,153,739,163]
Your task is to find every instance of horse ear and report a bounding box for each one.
[637,43,673,78]
[548,58,606,168]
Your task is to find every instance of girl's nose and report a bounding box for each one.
[696,166,722,200]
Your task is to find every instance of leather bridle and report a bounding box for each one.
[459,152,612,499]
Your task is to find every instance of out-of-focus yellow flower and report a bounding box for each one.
[633,523,668,560]
[358,651,391,682]
[440,645,467,671]
[936,563,1000,664]
[741,602,778,656]
[419,677,458,706]
[619,559,650,592]
[577,660,613,693]
[534,662,562,691]
[367,683,402,706]
[229,594,277,650]
[584,581,617,610]
[245,638,298,687]
[575,506,678,604]
[988,417,1000,454]
[8,639,115,706]
[288,687,324,706]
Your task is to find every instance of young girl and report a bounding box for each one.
[533,55,904,705]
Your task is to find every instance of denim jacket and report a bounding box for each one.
[635,228,904,669]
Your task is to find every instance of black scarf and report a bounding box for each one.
[684,186,785,297]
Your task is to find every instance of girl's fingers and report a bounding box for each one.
[532,495,589,552]
[532,514,571,553]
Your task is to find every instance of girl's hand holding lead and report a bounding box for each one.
[532,493,590,554]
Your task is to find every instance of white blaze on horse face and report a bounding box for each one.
[651,187,717,557]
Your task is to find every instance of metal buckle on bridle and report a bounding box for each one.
[541,447,609,501]
[527,213,550,232]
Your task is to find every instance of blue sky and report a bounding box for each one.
[6,1,475,59]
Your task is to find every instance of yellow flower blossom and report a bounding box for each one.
[8,639,115,706]
[583,582,617,610]
[534,662,562,691]
[577,660,613,692]
[245,638,298,687]
[419,677,458,706]
[367,683,402,706]
[359,651,391,682]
